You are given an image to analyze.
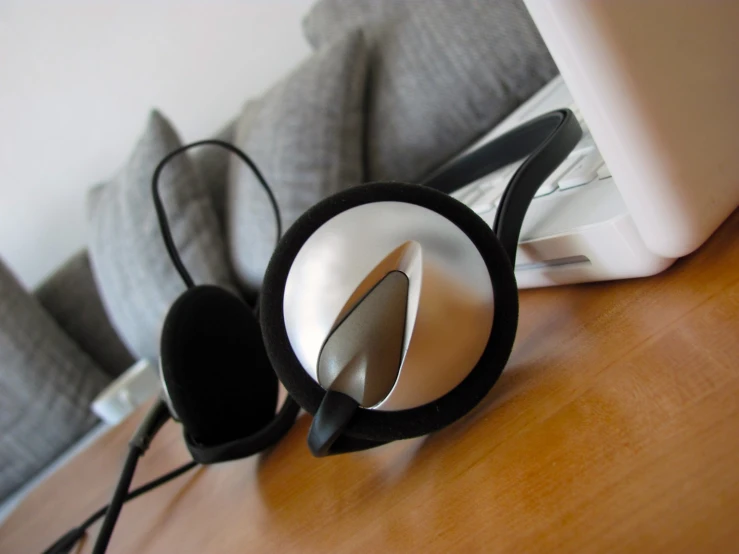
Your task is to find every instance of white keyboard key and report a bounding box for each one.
[471,185,505,213]
[470,173,511,210]
[558,151,602,190]
[597,162,612,180]
[467,162,521,212]
[498,162,522,183]
[472,157,565,211]
[531,154,582,196]
[476,173,505,192]
[471,202,494,215]
[451,184,479,202]
[534,177,558,198]
[568,102,589,133]
[572,131,596,155]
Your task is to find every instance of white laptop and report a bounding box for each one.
[452,0,739,289]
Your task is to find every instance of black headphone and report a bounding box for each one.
[44,109,580,554]
[157,109,581,461]
[152,141,301,465]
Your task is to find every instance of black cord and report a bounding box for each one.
[40,402,177,554]
[86,461,198,527]
[42,460,198,554]
[152,139,282,289]
[90,445,142,554]
[89,400,172,553]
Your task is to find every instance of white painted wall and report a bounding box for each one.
[0,0,314,288]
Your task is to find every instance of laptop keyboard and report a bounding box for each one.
[451,104,612,215]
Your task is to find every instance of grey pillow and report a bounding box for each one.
[227,31,367,294]
[0,257,109,502]
[87,111,237,362]
[34,250,135,379]
[303,0,558,182]
[191,120,236,232]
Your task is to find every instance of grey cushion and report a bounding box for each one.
[303,0,558,182]
[0,257,109,502]
[191,120,236,232]
[304,0,406,46]
[34,250,135,379]
[227,31,367,294]
[87,111,237,362]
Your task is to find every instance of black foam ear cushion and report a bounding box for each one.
[160,285,278,446]
[260,182,519,443]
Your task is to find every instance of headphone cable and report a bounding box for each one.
[89,400,170,553]
[42,401,189,554]
[42,459,198,554]
[42,461,198,554]
[152,139,282,290]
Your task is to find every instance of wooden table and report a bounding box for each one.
[2,211,738,554]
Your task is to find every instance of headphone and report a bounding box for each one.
[45,109,580,554]
[152,141,301,464]
[158,108,581,461]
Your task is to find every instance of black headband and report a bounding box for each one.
[425,109,582,265]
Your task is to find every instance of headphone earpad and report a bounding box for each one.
[261,182,519,443]
[160,286,278,446]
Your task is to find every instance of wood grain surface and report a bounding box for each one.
[2,210,738,554]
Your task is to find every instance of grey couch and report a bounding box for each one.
[0,0,558,503]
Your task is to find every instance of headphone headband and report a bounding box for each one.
[425,109,582,264]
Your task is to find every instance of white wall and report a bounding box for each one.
[0,0,314,288]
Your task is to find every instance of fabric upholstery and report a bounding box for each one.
[87,111,238,362]
[0,257,109,502]
[227,31,367,295]
[34,250,134,379]
[191,120,236,233]
[303,0,558,182]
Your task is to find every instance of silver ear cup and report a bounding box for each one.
[261,182,519,444]
[283,201,495,411]
[317,270,409,407]
[264,112,577,449]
